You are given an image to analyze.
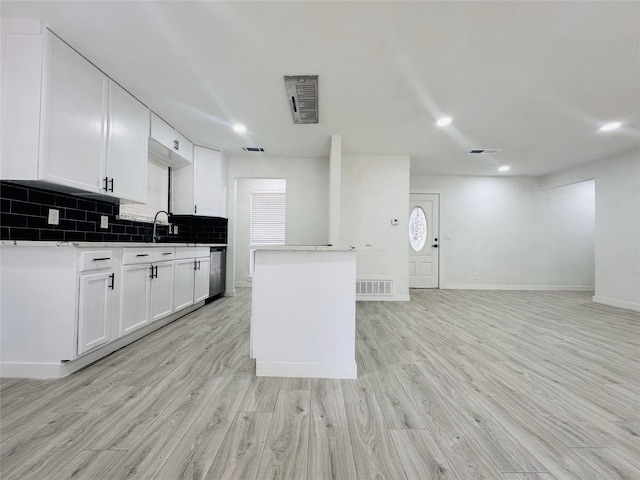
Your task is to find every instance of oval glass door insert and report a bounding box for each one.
[409,206,427,252]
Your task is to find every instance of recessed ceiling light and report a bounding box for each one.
[436,117,452,127]
[233,123,247,134]
[599,122,621,131]
[498,165,510,172]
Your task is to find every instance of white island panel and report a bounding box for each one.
[252,247,357,379]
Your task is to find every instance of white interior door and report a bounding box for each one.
[409,193,440,288]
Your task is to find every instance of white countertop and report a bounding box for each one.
[253,245,355,252]
[0,241,227,248]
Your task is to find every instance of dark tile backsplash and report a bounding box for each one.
[0,182,227,244]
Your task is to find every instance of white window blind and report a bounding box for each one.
[250,191,286,274]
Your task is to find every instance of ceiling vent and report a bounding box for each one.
[284,75,318,124]
[242,147,265,152]
[467,149,501,155]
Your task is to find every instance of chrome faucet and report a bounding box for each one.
[152,210,169,243]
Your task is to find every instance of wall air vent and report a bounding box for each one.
[467,149,501,155]
[356,279,393,296]
[242,147,265,152]
[284,75,318,124]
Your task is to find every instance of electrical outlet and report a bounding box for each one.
[472,272,479,281]
[100,216,109,229]
[173,225,178,235]
[47,208,59,225]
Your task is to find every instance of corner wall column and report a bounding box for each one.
[329,134,342,245]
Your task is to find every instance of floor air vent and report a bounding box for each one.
[284,75,318,124]
[242,147,265,152]
[356,280,393,295]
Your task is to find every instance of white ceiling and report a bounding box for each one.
[2,1,639,176]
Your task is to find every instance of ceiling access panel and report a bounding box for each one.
[285,75,318,124]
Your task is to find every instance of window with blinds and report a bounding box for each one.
[250,191,286,275]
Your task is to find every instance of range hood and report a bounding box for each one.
[285,75,318,124]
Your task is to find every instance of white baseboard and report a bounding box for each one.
[256,361,357,379]
[441,284,595,291]
[224,289,237,297]
[235,281,252,288]
[592,295,640,312]
[1,302,204,379]
[356,294,410,302]
[0,362,63,379]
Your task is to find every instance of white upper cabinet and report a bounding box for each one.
[43,31,108,193]
[149,113,193,167]
[1,23,148,203]
[106,81,150,203]
[172,145,228,218]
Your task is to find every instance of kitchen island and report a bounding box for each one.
[251,245,357,379]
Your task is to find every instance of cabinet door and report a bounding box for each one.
[120,263,151,335]
[194,257,210,303]
[106,81,149,203]
[42,31,107,192]
[78,271,112,355]
[173,146,222,216]
[174,258,195,311]
[193,147,220,216]
[150,261,175,322]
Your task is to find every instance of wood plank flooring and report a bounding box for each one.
[1,288,639,479]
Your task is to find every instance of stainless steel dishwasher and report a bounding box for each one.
[208,247,226,301]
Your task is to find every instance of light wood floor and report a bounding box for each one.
[1,289,639,480]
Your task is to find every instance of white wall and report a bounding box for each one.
[410,175,595,290]
[235,178,286,287]
[226,156,329,293]
[542,148,640,311]
[341,155,410,300]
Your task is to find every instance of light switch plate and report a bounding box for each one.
[47,208,59,225]
[100,216,109,229]
[173,225,178,235]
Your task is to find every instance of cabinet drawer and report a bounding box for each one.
[195,247,210,258]
[78,250,113,272]
[153,247,175,261]
[175,247,196,260]
[122,248,154,265]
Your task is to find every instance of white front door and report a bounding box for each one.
[409,193,440,288]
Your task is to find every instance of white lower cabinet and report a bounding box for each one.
[0,243,218,379]
[120,262,152,336]
[77,271,114,355]
[174,257,196,311]
[77,249,118,355]
[194,257,210,303]
[120,247,175,334]
[175,247,210,307]
[150,261,175,322]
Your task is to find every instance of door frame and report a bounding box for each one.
[409,189,443,289]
